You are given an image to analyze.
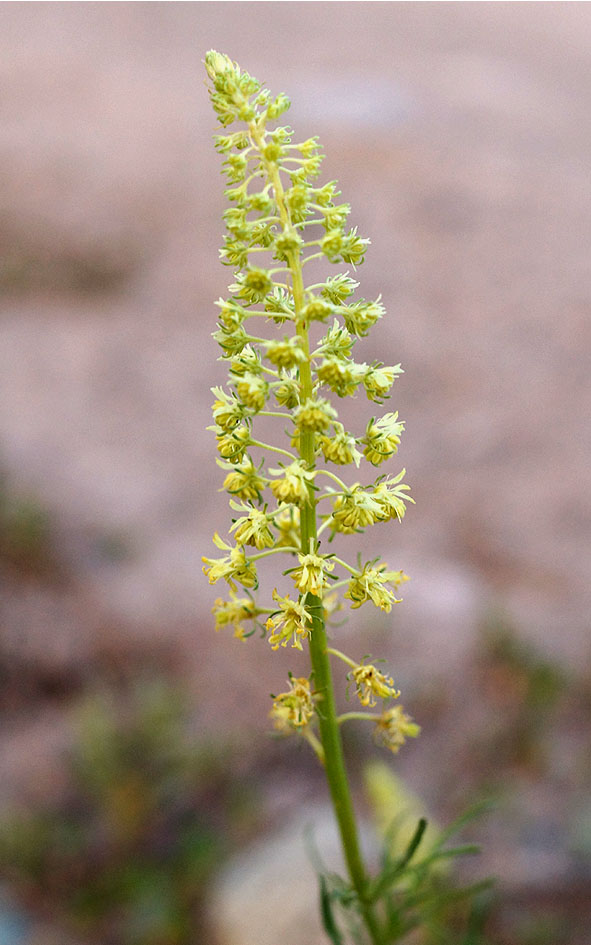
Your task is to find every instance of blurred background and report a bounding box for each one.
[0,3,590,944]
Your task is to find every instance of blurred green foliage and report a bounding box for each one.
[0,681,257,945]
[468,614,591,945]
[472,612,570,779]
[0,244,134,295]
[318,796,494,945]
[0,478,55,578]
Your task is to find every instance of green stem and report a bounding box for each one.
[331,556,358,575]
[338,711,381,725]
[251,120,384,945]
[303,728,325,763]
[250,545,300,561]
[302,254,325,266]
[326,646,357,670]
[315,468,350,490]
[258,410,293,420]
[249,439,297,460]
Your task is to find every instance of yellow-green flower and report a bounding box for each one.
[270,676,315,731]
[235,372,268,411]
[294,396,337,433]
[265,287,295,321]
[230,506,275,549]
[301,297,334,323]
[204,49,236,82]
[321,275,358,305]
[202,533,258,591]
[229,344,261,376]
[330,484,386,534]
[222,459,266,502]
[340,227,370,266]
[321,229,344,260]
[345,562,407,612]
[233,266,272,303]
[374,705,420,753]
[213,593,259,639]
[363,412,405,466]
[321,203,351,230]
[212,425,250,462]
[273,228,303,261]
[275,506,301,548]
[266,589,312,650]
[285,183,310,223]
[269,460,315,506]
[363,363,403,403]
[291,551,333,597]
[215,297,245,330]
[314,319,354,359]
[274,371,300,408]
[219,238,249,269]
[246,190,273,214]
[373,470,414,521]
[222,151,248,183]
[342,296,385,337]
[319,424,362,467]
[351,663,400,707]
[211,386,245,432]
[263,140,284,164]
[266,337,306,370]
[205,49,260,126]
[213,323,249,356]
[317,358,365,398]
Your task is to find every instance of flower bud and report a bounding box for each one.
[293,396,337,433]
[222,459,266,502]
[267,93,291,119]
[235,373,268,411]
[266,337,306,370]
[204,50,235,81]
[273,228,303,261]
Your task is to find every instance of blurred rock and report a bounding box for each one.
[210,805,373,945]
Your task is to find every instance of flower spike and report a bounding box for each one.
[204,52,424,941]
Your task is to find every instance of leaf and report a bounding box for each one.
[367,817,428,902]
[319,875,345,945]
[460,884,496,945]
[431,799,494,852]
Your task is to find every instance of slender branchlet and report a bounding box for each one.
[203,51,420,944]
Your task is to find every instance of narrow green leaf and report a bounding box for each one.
[319,875,345,945]
[432,800,493,851]
[367,817,428,902]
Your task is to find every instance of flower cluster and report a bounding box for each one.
[203,50,418,757]
[266,589,312,650]
[345,561,409,612]
[213,592,261,640]
[351,661,401,707]
[374,705,421,754]
[270,675,315,731]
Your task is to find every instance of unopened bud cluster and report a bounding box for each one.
[203,51,419,756]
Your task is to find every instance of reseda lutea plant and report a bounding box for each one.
[203,51,421,944]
